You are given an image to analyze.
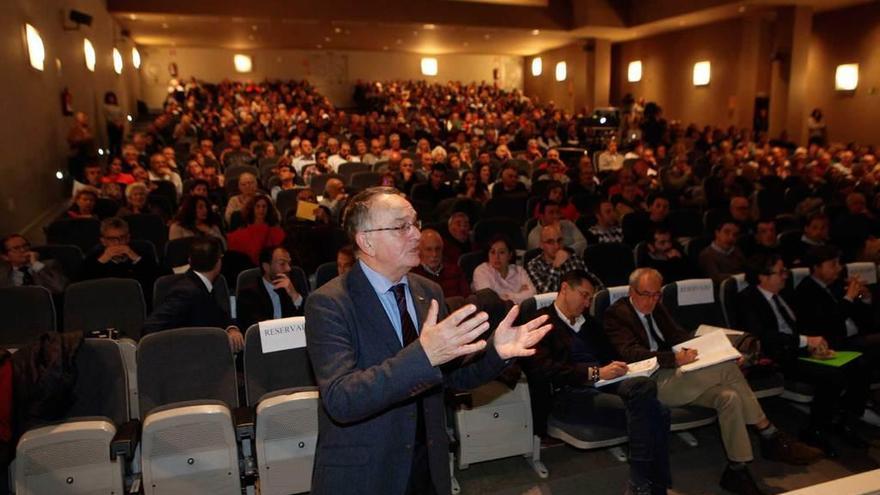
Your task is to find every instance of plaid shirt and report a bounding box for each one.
[526,253,604,294]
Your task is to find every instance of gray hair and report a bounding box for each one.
[342,186,402,243]
[100,216,129,235]
[628,267,663,290]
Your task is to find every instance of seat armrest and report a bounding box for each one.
[110,419,141,461]
[233,406,256,441]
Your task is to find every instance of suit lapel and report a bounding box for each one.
[348,264,405,354]
[408,277,431,330]
[623,299,652,349]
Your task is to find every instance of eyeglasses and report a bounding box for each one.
[634,289,662,299]
[543,237,564,244]
[768,268,789,277]
[362,220,422,235]
[6,243,30,252]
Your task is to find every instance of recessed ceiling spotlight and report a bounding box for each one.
[324,36,331,42]
[413,31,419,36]
[463,41,469,47]
[334,27,342,34]
[161,23,169,29]
[382,46,389,50]
[248,34,255,40]
[251,25,258,31]
[738,5,747,13]
[423,24,436,30]
[130,14,137,20]
[532,29,540,35]
[483,33,491,40]
[316,44,323,49]
[396,38,403,44]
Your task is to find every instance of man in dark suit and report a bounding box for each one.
[0,234,67,294]
[522,270,671,495]
[304,187,552,495]
[739,254,870,456]
[604,268,820,495]
[142,237,244,352]
[236,246,304,331]
[794,246,877,353]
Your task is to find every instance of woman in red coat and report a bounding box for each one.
[226,194,285,265]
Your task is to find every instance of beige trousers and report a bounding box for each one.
[655,361,767,462]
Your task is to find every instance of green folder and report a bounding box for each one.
[799,350,862,367]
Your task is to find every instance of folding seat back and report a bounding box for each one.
[458,250,485,285]
[845,262,878,286]
[32,244,84,282]
[163,236,195,271]
[666,209,703,239]
[15,338,130,495]
[583,242,635,287]
[473,217,526,250]
[787,267,810,291]
[483,193,528,223]
[517,292,557,326]
[337,162,370,184]
[348,171,381,191]
[275,189,299,220]
[313,261,338,290]
[137,327,241,495]
[244,320,318,494]
[308,172,342,195]
[661,278,723,333]
[123,213,168,255]
[45,218,101,253]
[64,278,146,340]
[590,285,629,321]
[719,274,747,328]
[0,286,56,347]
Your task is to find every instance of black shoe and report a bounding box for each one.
[835,422,870,449]
[800,428,838,458]
[719,466,765,495]
[623,480,652,495]
[760,431,822,465]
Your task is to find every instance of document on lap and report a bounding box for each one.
[595,357,659,387]
[673,329,741,373]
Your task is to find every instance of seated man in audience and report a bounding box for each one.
[319,178,348,224]
[729,196,754,236]
[527,224,599,294]
[604,268,821,495]
[586,200,624,244]
[527,199,587,254]
[142,237,244,352]
[82,217,159,296]
[740,254,870,456]
[328,141,358,172]
[785,212,829,267]
[740,218,779,258]
[0,234,68,294]
[794,245,879,365]
[291,139,316,174]
[642,226,689,283]
[699,217,746,285]
[72,162,105,198]
[414,164,456,204]
[598,139,625,173]
[394,156,421,196]
[148,152,183,197]
[441,212,474,265]
[237,246,304,331]
[623,193,671,246]
[490,164,527,198]
[336,244,355,276]
[220,132,254,168]
[522,270,671,494]
[411,229,470,298]
[270,164,298,201]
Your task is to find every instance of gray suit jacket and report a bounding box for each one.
[0,260,68,294]
[305,262,507,495]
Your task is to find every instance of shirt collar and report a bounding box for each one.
[710,242,735,256]
[421,263,443,277]
[810,274,828,289]
[359,259,408,296]
[261,276,276,293]
[194,270,213,293]
[757,285,776,302]
[553,302,585,333]
[628,297,650,320]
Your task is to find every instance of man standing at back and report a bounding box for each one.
[305,187,551,495]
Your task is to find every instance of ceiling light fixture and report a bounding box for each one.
[25,24,45,71]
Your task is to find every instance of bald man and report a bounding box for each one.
[320,178,348,223]
[526,224,600,294]
[411,229,470,298]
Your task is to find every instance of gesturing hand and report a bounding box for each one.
[420,301,491,367]
[492,305,552,360]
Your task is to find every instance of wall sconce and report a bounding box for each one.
[421,57,438,76]
[233,54,252,73]
[132,47,141,69]
[628,60,642,82]
[83,38,96,72]
[531,57,542,77]
[693,60,710,86]
[112,48,123,74]
[835,63,858,91]
[25,24,45,71]
[555,61,566,82]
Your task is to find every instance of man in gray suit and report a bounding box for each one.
[305,187,551,495]
[0,234,67,294]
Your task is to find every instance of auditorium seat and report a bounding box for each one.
[473,218,526,251]
[348,171,382,191]
[45,217,101,253]
[458,250,485,285]
[243,321,318,494]
[660,278,723,333]
[313,261,338,290]
[153,273,231,315]
[137,327,248,494]
[14,338,136,495]
[308,173,343,195]
[0,286,56,347]
[275,188,299,220]
[32,244,84,282]
[583,242,635,287]
[163,236,195,271]
[337,162,370,184]
[64,278,146,340]
[236,266,309,302]
[124,213,168,255]
[719,274,746,328]
[589,285,630,322]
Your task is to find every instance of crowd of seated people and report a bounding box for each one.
[4,76,880,494]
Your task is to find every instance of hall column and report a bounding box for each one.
[769,6,813,143]
[585,38,612,110]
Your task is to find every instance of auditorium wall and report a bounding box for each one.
[522,42,591,113]
[138,47,524,109]
[1,0,139,235]
[805,2,880,145]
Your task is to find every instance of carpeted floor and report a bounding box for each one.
[455,397,880,494]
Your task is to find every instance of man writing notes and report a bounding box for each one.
[603,268,820,495]
[305,187,552,495]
